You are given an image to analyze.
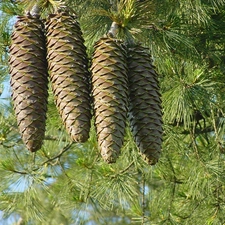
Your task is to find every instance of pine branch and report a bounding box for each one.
[107,161,135,178]
[41,142,74,166]
[9,169,28,175]
[141,174,146,225]
[178,197,208,220]
[2,142,75,175]
[44,135,68,142]
[120,160,135,174]
[180,126,214,135]
[167,158,177,222]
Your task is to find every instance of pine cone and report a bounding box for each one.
[9,14,48,152]
[45,10,91,142]
[91,36,128,163]
[127,44,163,165]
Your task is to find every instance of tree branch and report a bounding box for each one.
[44,135,68,142]
[10,169,28,175]
[180,126,214,135]
[41,142,74,166]
[141,174,146,225]
[120,160,135,174]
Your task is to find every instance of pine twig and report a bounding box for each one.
[41,142,74,166]
[167,159,176,222]
[44,135,68,142]
[141,174,146,225]
[178,196,207,220]
[10,169,28,175]
[108,161,135,179]
[5,142,74,175]
[181,126,214,135]
[120,160,135,174]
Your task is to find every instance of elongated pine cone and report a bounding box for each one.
[45,10,91,142]
[127,44,163,165]
[91,36,128,163]
[9,14,48,152]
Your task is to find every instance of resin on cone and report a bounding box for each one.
[45,10,91,142]
[9,13,48,152]
[91,36,128,163]
[127,44,163,165]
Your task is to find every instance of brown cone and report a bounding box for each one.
[127,44,163,165]
[9,14,48,152]
[45,10,91,142]
[91,36,128,163]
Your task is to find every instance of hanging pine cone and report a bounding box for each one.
[91,36,128,163]
[9,13,48,152]
[127,44,163,165]
[45,10,91,142]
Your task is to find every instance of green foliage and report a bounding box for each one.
[0,0,225,224]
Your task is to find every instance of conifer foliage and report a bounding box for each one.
[8,13,48,152]
[2,0,225,224]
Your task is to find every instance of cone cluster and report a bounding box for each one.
[91,38,163,165]
[9,9,163,165]
[9,10,91,151]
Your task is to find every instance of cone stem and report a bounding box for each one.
[108,21,119,38]
[30,4,40,17]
